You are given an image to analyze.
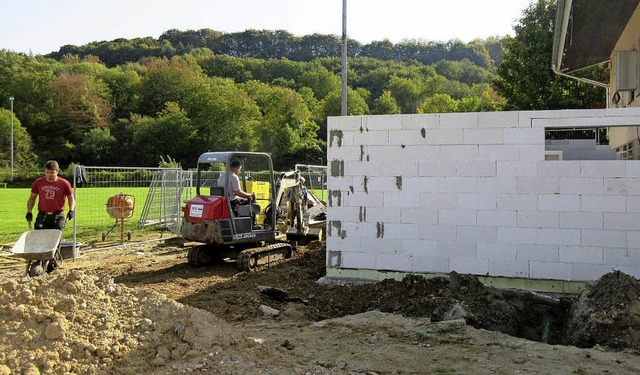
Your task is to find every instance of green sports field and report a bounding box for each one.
[0,188,36,244]
[0,186,327,246]
[0,187,155,245]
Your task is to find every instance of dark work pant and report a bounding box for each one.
[35,211,66,231]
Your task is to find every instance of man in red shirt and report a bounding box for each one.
[25,160,75,275]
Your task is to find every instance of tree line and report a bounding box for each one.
[0,41,506,172]
[48,28,504,69]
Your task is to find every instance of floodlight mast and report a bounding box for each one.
[341,0,347,116]
[9,96,14,182]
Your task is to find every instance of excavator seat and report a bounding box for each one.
[210,186,260,218]
[237,203,261,217]
[210,186,225,196]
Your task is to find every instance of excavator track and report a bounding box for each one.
[237,242,293,272]
[187,245,218,267]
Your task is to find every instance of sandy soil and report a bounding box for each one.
[1,238,639,374]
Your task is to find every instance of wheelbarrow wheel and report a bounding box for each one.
[102,233,106,241]
[127,232,132,241]
[28,262,44,277]
[45,259,59,273]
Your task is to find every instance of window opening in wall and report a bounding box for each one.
[616,141,637,160]
[545,126,640,160]
[545,128,608,144]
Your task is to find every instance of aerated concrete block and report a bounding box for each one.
[488,259,530,278]
[450,256,488,275]
[559,246,603,263]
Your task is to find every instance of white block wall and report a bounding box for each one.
[326,108,640,282]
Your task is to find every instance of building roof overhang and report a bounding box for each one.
[552,0,640,73]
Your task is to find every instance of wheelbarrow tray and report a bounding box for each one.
[11,229,62,261]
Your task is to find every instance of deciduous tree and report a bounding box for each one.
[138,56,204,116]
[242,81,321,167]
[130,103,194,167]
[0,109,34,168]
[76,128,116,166]
[418,93,458,114]
[494,0,604,110]
[187,78,261,154]
[372,90,401,115]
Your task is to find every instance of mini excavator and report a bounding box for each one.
[181,151,326,271]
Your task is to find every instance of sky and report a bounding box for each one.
[0,0,533,55]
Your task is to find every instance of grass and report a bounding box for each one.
[310,189,327,202]
[1,185,328,245]
[0,187,157,245]
[0,188,34,244]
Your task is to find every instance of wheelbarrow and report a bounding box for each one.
[11,228,63,277]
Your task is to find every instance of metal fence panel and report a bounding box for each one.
[72,166,185,245]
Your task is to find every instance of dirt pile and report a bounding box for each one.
[564,270,640,350]
[275,261,573,344]
[1,241,639,374]
[161,244,636,350]
[0,270,251,374]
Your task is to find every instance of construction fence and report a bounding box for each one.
[72,166,190,247]
[71,164,327,247]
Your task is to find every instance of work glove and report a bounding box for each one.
[26,212,33,222]
[66,210,75,221]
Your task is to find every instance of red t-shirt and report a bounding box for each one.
[31,177,73,212]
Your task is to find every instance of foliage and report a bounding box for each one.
[46,29,500,69]
[389,75,424,113]
[0,28,511,172]
[98,65,142,120]
[241,81,322,166]
[159,155,181,168]
[76,128,116,166]
[372,90,401,115]
[315,88,370,136]
[187,78,261,156]
[49,71,112,135]
[494,0,605,110]
[137,56,204,116]
[418,94,459,114]
[0,108,34,168]
[297,61,342,99]
[130,103,194,167]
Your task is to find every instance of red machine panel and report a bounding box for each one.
[184,195,231,223]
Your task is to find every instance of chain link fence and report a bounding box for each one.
[69,164,327,248]
[295,164,327,202]
[72,166,188,247]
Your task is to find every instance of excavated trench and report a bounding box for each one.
[310,272,579,346]
[283,258,640,351]
[460,270,640,350]
[118,244,640,352]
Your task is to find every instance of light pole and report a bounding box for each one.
[9,96,14,182]
[341,0,347,116]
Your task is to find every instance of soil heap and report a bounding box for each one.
[0,271,251,374]
[1,242,640,374]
